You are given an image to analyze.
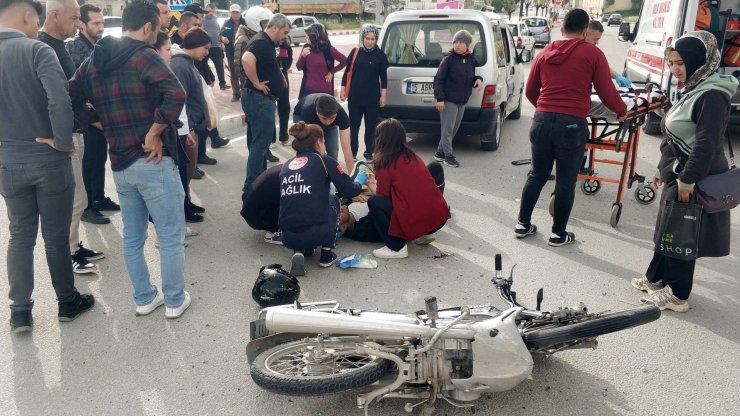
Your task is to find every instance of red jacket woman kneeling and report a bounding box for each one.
[369,119,451,259]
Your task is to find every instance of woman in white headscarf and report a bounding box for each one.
[340,25,389,161]
[632,31,738,312]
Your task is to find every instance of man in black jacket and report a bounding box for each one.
[221,4,245,102]
[65,4,121,228]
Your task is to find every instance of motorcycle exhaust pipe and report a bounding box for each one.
[264,308,475,340]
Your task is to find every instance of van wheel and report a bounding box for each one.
[481,110,503,151]
[508,93,522,120]
[642,112,662,135]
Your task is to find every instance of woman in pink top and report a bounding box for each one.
[296,23,346,98]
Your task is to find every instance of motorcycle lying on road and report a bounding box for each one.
[246,255,660,415]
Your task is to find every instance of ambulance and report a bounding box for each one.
[618,0,740,133]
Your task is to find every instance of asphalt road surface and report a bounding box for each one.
[1,23,739,416]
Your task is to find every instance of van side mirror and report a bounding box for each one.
[618,22,633,42]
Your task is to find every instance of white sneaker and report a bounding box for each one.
[135,288,164,316]
[413,234,436,246]
[185,226,199,238]
[165,291,192,319]
[373,245,409,259]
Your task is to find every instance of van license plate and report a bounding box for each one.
[407,82,434,94]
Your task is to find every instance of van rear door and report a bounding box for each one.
[380,17,487,122]
[624,0,687,89]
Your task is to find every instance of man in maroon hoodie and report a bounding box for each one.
[514,8,627,247]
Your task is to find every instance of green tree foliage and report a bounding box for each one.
[493,0,518,18]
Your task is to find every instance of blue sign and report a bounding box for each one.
[169,0,193,12]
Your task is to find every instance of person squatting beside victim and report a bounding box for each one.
[278,122,364,277]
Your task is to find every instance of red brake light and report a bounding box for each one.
[543,26,550,33]
[482,85,497,108]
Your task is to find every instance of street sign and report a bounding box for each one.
[170,0,192,12]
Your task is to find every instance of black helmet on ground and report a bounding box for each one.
[252,264,301,308]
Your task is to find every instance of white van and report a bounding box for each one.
[619,0,740,133]
[379,9,525,150]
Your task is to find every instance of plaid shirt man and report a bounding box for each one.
[69,37,186,171]
[64,33,94,69]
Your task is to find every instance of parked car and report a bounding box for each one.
[607,13,623,26]
[601,14,609,22]
[521,17,550,46]
[379,9,525,151]
[103,16,122,38]
[507,20,535,62]
[285,15,319,46]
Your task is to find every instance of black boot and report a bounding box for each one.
[186,197,205,213]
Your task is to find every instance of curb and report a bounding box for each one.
[328,30,359,36]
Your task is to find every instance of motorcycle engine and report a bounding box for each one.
[439,339,473,380]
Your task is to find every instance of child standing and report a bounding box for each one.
[433,30,482,168]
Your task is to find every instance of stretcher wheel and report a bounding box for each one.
[610,203,622,228]
[581,179,601,195]
[634,184,657,205]
[548,193,555,217]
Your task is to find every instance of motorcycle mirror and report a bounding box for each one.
[536,288,544,311]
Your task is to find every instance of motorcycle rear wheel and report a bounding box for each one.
[522,305,660,350]
[250,339,392,396]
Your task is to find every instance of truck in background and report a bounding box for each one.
[618,0,740,133]
[261,0,365,23]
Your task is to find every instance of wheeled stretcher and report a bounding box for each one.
[550,83,668,227]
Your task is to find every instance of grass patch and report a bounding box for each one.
[320,18,375,31]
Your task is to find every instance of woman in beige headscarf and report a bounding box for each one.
[632,31,738,312]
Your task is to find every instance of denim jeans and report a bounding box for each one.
[517,112,588,236]
[112,157,186,308]
[242,92,276,188]
[0,158,77,311]
[291,112,339,159]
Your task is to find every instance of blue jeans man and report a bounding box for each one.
[242,92,277,189]
[112,157,188,314]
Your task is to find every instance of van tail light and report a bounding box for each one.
[543,26,550,33]
[482,85,497,108]
[517,36,522,48]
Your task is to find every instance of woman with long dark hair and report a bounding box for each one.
[279,122,363,276]
[368,119,450,259]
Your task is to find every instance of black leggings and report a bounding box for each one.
[348,101,380,159]
[645,252,695,300]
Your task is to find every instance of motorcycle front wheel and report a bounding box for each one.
[250,339,392,396]
[522,305,660,350]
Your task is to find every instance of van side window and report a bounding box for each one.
[491,23,506,68]
[501,26,513,63]
[382,21,487,67]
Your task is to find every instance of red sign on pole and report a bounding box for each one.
[437,1,460,9]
